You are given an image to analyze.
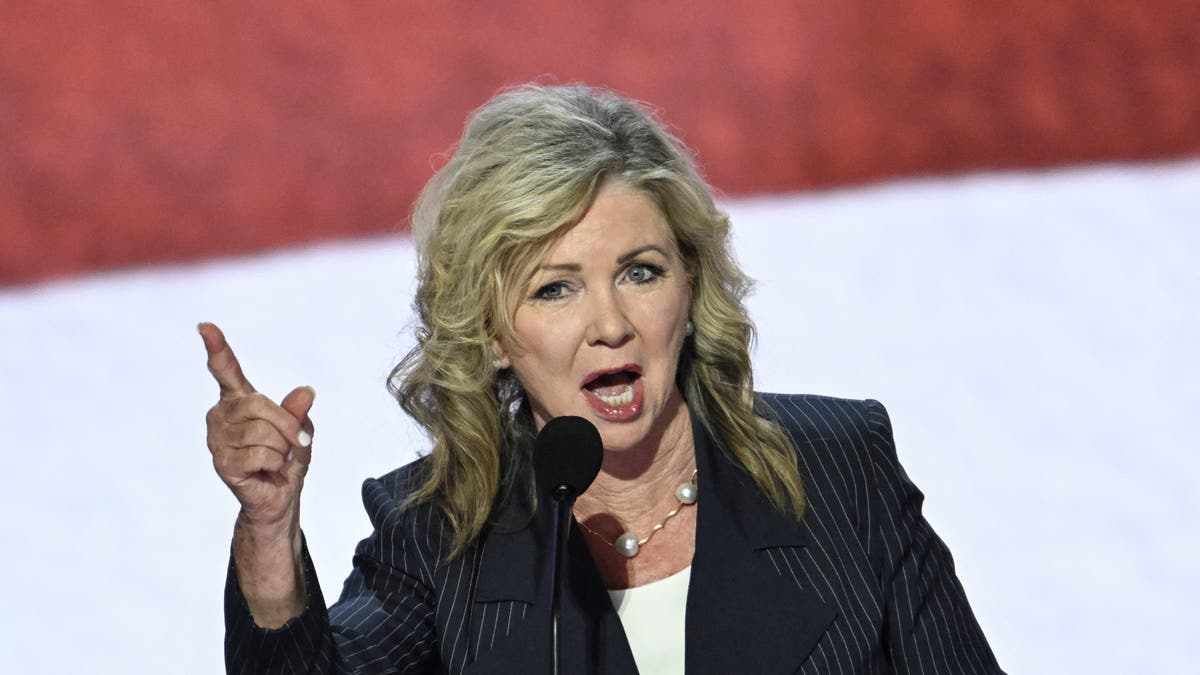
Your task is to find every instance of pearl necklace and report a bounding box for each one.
[579,469,698,558]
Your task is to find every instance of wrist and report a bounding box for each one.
[232,512,306,627]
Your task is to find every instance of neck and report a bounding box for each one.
[573,392,695,532]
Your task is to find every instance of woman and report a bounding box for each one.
[203,83,1002,674]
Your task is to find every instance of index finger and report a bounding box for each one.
[198,322,255,398]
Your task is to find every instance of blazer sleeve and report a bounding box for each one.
[863,399,1005,674]
[224,478,440,675]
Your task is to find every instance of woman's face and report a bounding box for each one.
[497,181,692,453]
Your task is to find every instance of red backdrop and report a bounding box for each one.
[3,1,1197,285]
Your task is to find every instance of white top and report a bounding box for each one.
[607,565,691,675]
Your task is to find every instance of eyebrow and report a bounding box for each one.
[617,244,669,265]
[536,245,670,273]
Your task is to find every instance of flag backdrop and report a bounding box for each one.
[3,0,1197,285]
[1,3,1197,674]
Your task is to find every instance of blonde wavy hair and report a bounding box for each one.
[390,83,805,557]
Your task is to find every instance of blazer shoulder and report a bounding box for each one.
[369,455,431,499]
[357,456,453,559]
[755,392,899,501]
[756,391,890,441]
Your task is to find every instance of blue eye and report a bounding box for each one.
[625,263,662,284]
[534,281,569,300]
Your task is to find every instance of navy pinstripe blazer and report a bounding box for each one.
[226,394,1003,674]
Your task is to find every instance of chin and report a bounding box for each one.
[590,411,667,452]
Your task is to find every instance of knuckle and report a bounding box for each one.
[231,423,257,448]
[226,396,251,415]
[211,452,232,477]
[246,420,274,446]
[240,393,273,417]
[206,426,231,455]
[208,398,238,423]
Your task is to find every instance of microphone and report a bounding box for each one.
[534,415,604,500]
[532,416,603,675]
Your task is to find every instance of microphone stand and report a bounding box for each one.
[533,415,602,675]
[549,484,575,675]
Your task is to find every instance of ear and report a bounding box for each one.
[492,340,511,370]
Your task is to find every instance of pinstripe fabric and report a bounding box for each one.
[764,397,1002,675]
[225,394,1003,674]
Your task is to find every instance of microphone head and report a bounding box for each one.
[533,416,604,500]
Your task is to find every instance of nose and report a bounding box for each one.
[585,288,634,347]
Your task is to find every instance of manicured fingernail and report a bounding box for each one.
[297,430,312,447]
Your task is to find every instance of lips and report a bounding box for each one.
[581,365,644,421]
[587,370,636,401]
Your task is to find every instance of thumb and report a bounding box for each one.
[281,385,316,421]
[281,385,316,447]
[280,386,316,471]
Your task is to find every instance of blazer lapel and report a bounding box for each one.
[467,489,548,671]
[686,423,837,674]
[469,420,836,674]
[471,483,639,674]
[473,489,543,606]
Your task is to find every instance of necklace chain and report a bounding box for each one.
[578,469,698,557]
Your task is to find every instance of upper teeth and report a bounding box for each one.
[594,383,633,407]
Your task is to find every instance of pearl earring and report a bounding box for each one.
[685,321,694,337]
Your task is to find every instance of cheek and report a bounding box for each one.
[647,290,691,340]
[632,308,688,360]
[507,324,577,387]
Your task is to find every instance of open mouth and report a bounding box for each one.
[583,369,640,407]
